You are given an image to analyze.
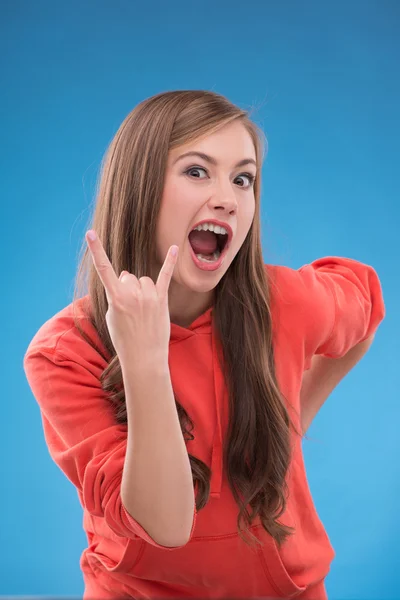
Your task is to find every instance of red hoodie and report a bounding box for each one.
[24,257,385,599]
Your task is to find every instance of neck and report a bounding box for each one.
[168,282,214,329]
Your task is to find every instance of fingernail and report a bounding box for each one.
[171,246,178,256]
[87,230,96,241]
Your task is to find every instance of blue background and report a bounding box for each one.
[2,0,398,597]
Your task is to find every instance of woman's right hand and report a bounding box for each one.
[85,230,179,364]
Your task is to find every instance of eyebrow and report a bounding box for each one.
[173,151,257,169]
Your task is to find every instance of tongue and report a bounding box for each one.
[189,230,218,255]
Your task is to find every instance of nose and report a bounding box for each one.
[208,183,238,215]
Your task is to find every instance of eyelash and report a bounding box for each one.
[184,166,256,188]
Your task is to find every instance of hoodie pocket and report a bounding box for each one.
[128,523,306,598]
[252,524,307,598]
[85,523,146,574]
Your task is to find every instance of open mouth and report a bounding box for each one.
[188,223,231,264]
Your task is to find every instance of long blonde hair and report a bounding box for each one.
[74,90,297,547]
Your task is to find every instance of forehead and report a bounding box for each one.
[170,120,256,164]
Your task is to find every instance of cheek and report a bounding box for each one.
[156,181,195,250]
[167,178,204,211]
[236,198,255,241]
[159,179,204,234]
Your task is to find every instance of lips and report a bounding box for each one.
[188,240,229,272]
[185,219,234,272]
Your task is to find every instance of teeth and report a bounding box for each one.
[194,223,228,236]
[196,249,221,262]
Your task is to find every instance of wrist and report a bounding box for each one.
[120,352,170,377]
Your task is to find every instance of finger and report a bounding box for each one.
[139,276,158,299]
[85,230,120,297]
[120,271,141,294]
[156,246,178,299]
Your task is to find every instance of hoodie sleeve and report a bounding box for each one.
[23,338,197,550]
[295,256,385,369]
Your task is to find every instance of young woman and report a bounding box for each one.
[24,90,385,599]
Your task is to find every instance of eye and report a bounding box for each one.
[185,166,208,179]
[234,173,255,188]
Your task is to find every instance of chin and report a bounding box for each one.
[179,274,221,294]
[171,246,234,294]
[180,262,232,294]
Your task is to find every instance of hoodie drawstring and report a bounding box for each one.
[210,326,225,500]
